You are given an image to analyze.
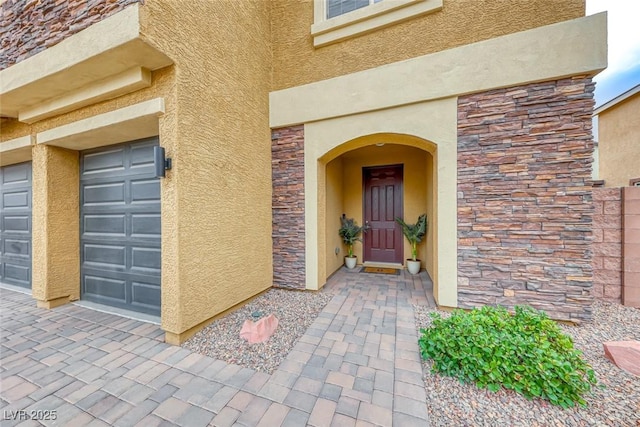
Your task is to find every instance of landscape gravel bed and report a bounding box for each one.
[414,300,640,426]
[183,288,334,374]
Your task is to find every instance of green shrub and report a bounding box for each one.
[419,305,597,408]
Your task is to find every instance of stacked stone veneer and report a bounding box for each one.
[457,77,595,322]
[591,188,623,302]
[1,0,142,70]
[272,126,306,290]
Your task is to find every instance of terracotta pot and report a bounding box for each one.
[406,259,421,275]
[345,256,357,269]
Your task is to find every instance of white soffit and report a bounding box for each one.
[0,5,172,122]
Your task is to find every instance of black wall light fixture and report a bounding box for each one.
[154,146,172,178]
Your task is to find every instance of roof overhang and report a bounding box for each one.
[0,4,173,123]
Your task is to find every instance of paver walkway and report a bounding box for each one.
[0,268,435,426]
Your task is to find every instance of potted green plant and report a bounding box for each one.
[395,214,427,274]
[338,215,367,269]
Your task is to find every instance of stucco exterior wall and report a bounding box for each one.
[31,144,80,307]
[598,93,640,187]
[141,0,274,340]
[2,1,273,342]
[325,157,344,277]
[271,0,584,91]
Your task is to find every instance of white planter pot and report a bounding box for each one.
[406,259,421,275]
[345,256,357,269]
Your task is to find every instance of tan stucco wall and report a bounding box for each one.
[271,0,584,91]
[138,0,274,339]
[2,1,272,341]
[325,157,344,277]
[339,144,430,268]
[31,145,80,307]
[598,93,640,187]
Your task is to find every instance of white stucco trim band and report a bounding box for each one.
[0,135,35,166]
[19,67,152,124]
[0,4,173,121]
[36,98,165,151]
[271,12,607,128]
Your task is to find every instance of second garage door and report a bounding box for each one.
[0,162,32,289]
[80,138,161,316]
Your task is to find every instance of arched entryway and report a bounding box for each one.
[320,135,436,288]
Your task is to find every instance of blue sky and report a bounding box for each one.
[586,0,640,106]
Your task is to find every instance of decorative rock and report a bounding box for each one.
[603,341,640,377]
[240,313,279,344]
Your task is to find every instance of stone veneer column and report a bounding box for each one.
[457,77,595,322]
[271,125,306,290]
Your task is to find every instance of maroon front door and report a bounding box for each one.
[363,165,403,263]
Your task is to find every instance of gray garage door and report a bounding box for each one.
[0,162,32,289]
[80,138,161,316]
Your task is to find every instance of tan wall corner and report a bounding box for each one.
[36,296,71,309]
[32,144,80,304]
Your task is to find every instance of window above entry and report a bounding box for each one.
[312,0,442,47]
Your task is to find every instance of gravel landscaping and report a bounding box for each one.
[414,300,640,426]
[183,288,334,374]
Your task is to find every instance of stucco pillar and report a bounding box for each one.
[32,144,80,308]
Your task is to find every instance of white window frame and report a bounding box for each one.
[311,0,443,47]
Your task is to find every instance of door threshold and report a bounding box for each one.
[362,261,404,269]
[73,300,161,325]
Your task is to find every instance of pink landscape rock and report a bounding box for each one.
[603,341,640,377]
[240,314,279,344]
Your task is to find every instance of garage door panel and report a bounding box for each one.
[80,137,161,316]
[3,215,29,232]
[82,148,126,175]
[131,214,161,237]
[3,191,30,209]
[2,164,30,184]
[131,247,161,272]
[2,263,30,285]
[83,182,126,205]
[83,274,127,302]
[131,281,161,309]
[131,144,156,168]
[84,214,126,235]
[3,238,30,256]
[83,244,126,268]
[131,179,160,202]
[0,161,32,289]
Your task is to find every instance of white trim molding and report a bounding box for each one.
[312,0,442,47]
[0,135,35,166]
[37,98,165,151]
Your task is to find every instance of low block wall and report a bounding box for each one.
[591,187,623,302]
[623,186,640,307]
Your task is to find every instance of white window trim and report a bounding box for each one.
[311,0,443,47]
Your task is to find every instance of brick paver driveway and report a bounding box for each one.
[0,268,435,426]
